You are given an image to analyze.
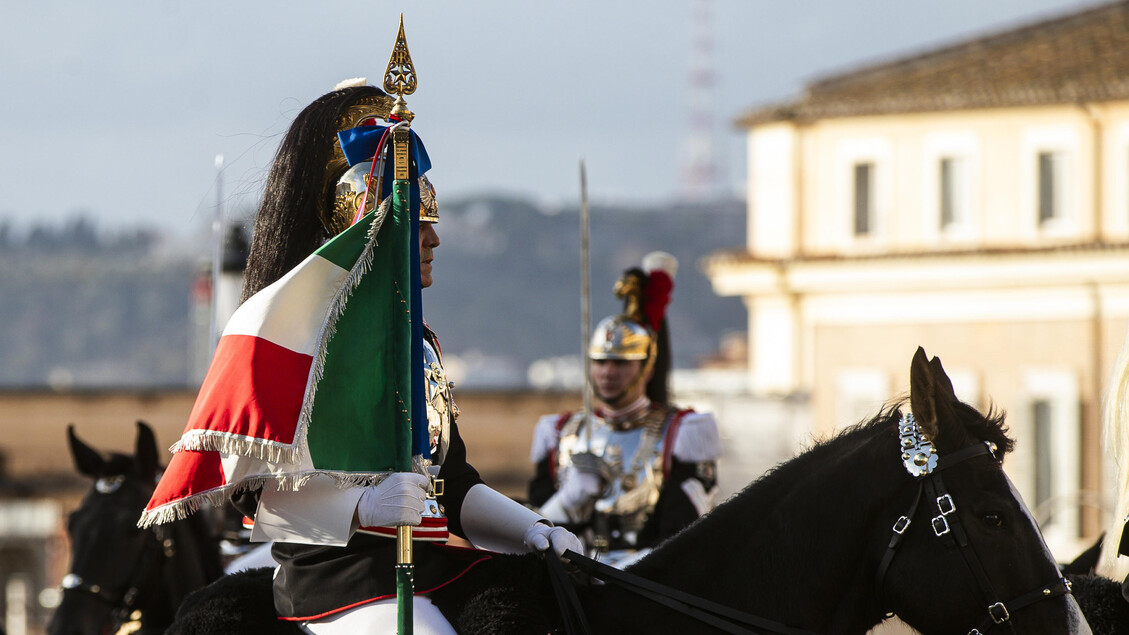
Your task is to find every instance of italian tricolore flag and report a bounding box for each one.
[140,181,418,527]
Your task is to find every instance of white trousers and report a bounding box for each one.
[299,596,456,635]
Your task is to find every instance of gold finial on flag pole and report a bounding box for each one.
[384,14,418,123]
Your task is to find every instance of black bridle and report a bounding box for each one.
[60,523,174,629]
[874,441,1073,634]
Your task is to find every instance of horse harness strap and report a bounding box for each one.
[967,578,1072,634]
[875,441,1072,634]
[62,523,174,625]
[559,549,820,635]
[873,480,925,605]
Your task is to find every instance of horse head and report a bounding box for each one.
[878,347,1090,633]
[48,421,222,635]
[614,346,1091,634]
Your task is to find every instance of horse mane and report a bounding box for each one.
[749,405,905,503]
[753,397,1013,494]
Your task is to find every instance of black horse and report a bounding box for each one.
[47,421,224,635]
[169,348,1092,633]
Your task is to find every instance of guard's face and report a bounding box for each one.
[591,358,646,406]
[419,222,440,288]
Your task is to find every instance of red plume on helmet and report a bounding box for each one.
[642,252,677,404]
[641,251,677,332]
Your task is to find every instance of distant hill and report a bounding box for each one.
[0,220,196,388]
[0,196,747,389]
[427,196,748,387]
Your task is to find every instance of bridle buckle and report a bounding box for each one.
[936,493,955,515]
[988,601,1010,624]
[892,516,911,534]
[931,514,950,537]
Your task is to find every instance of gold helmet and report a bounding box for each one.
[326,78,439,235]
[588,251,678,362]
[589,315,652,361]
[333,167,439,235]
[321,81,395,237]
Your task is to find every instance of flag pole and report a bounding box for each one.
[385,15,419,635]
[393,130,415,635]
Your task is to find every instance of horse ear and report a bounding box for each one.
[928,356,957,399]
[135,421,160,481]
[909,347,972,451]
[67,424,105,478]
[909,347,940,438]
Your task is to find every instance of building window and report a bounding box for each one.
[939,157,967,230]
[1021,369,1080,552]
[1037,151,1065,225]
[853,162,874,236]
[1033,399,1053,510]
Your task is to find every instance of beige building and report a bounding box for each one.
[705,2,1129,557]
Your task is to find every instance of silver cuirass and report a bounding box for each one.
[556,406,673,545]
[423,338,457,465]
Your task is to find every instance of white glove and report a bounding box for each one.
[356,472,430,528]
[524,522,584,558]
[557,469,604,509]
[539,467,604,524]
[681,478,719,517]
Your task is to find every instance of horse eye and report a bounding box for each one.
[981,513,1004,528]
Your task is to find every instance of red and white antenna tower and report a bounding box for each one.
[684,0,721,200]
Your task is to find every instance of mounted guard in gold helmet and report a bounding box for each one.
[528,251,723,568]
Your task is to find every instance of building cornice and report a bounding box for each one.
[704,242,1129,297]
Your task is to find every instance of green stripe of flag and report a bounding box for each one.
[305,201,412,473]
[313,211,376,270]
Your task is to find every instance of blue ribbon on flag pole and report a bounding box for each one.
[339,125,432,179]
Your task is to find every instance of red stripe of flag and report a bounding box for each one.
[148,449,226,511]
[185,334,313,444]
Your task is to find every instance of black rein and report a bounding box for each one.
[551,548,819,635]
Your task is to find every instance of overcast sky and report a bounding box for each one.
[1,0,1106,236]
